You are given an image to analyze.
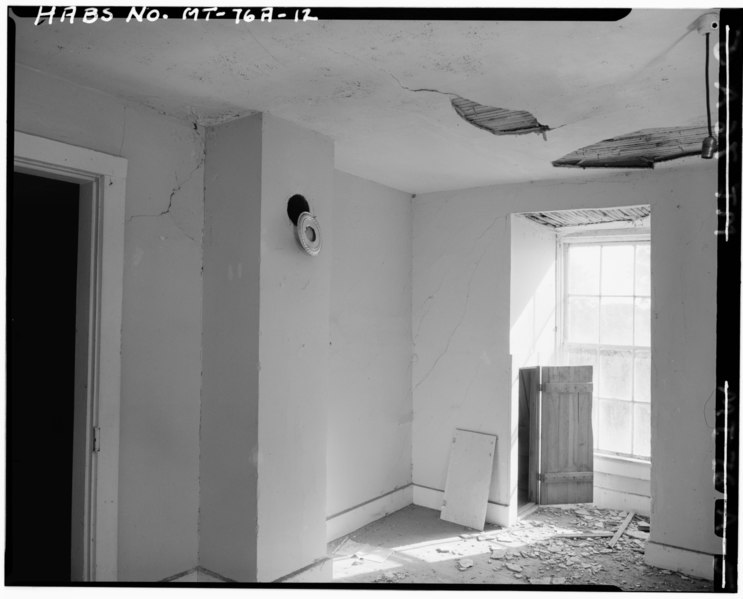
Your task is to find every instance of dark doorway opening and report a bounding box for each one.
[518,366,539,512]
[518,383,530,507]
[6,172,81,583]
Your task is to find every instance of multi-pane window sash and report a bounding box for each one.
[561,237,650,461]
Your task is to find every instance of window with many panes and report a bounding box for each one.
[561,236,650,460]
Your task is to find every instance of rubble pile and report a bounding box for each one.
[333,505,711,590]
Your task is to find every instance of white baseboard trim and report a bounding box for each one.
[645,540,715,580]
[326,484,413,542]
[162,567,198,582]
[162,566,234,583]
[197,566,234,583]
[594,486,650,517]
[274,557,332,583]
[412,484,510,527]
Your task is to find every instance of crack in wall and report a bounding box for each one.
[414,211,501,343]
[413,215,501,392]
[126,125,206,243]
[414,276,447,341]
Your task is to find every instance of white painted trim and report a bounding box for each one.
[595,453,651,480]
[593,454,651,515]
[326,485,413,543]
[412,484,510,527]
[14,133,127,181]
[645,540,715,581]
[163,567,234,583]
[162,568,199,583]
[14,131,127,581]
[274,558,332,583]
[594,487,650,517]
[197,568,233,583]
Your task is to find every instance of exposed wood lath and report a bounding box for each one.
[522,206,651,229]
[552,126,707,168]
[451,97,550,137]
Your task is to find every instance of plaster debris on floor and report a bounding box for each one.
[329,504,712,590]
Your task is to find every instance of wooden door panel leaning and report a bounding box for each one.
[441,429,497,531]
[539,365,594,505]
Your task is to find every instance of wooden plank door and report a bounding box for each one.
[538,366,594,504]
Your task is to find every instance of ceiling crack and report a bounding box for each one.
[387,71,461,98]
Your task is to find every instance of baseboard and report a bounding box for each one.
[162,566,234,583]
[645,540,715,580]
[594,486,650,517]
[412,484,510,527]
[326,484,413,542]
[161,567,198,583]
[196,566,234,583]
[273,557,332,583]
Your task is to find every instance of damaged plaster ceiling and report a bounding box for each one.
[552,125,708,168]
[451,97,551,138]
[522,206,651,229]
[11,9,714,193]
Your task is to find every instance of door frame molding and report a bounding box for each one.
[13,131,127,581]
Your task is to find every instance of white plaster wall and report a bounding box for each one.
[649,166,719,555]
[256,114,333,582]
[509,214,557,370]
[327,171,413,520]
[14,65,203,580]
[594,455,651,516]
[413,163,719,562]
[200,114,263,581]
[412,191,511,513]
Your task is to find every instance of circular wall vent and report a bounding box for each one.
[296,211,321,256]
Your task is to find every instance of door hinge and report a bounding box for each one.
[93,426,101,453]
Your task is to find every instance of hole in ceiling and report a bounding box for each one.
[451,97,550,138]
[522,206,651,229]
[552,126,708,169]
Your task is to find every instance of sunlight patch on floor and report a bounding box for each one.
[332,555,401,580]
[394,538,497,563]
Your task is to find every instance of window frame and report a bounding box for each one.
[557,230,651,462]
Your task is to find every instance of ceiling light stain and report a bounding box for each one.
[552,125,708,169]
[451,97,550,138]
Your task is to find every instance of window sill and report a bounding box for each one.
[594,452,651,481]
